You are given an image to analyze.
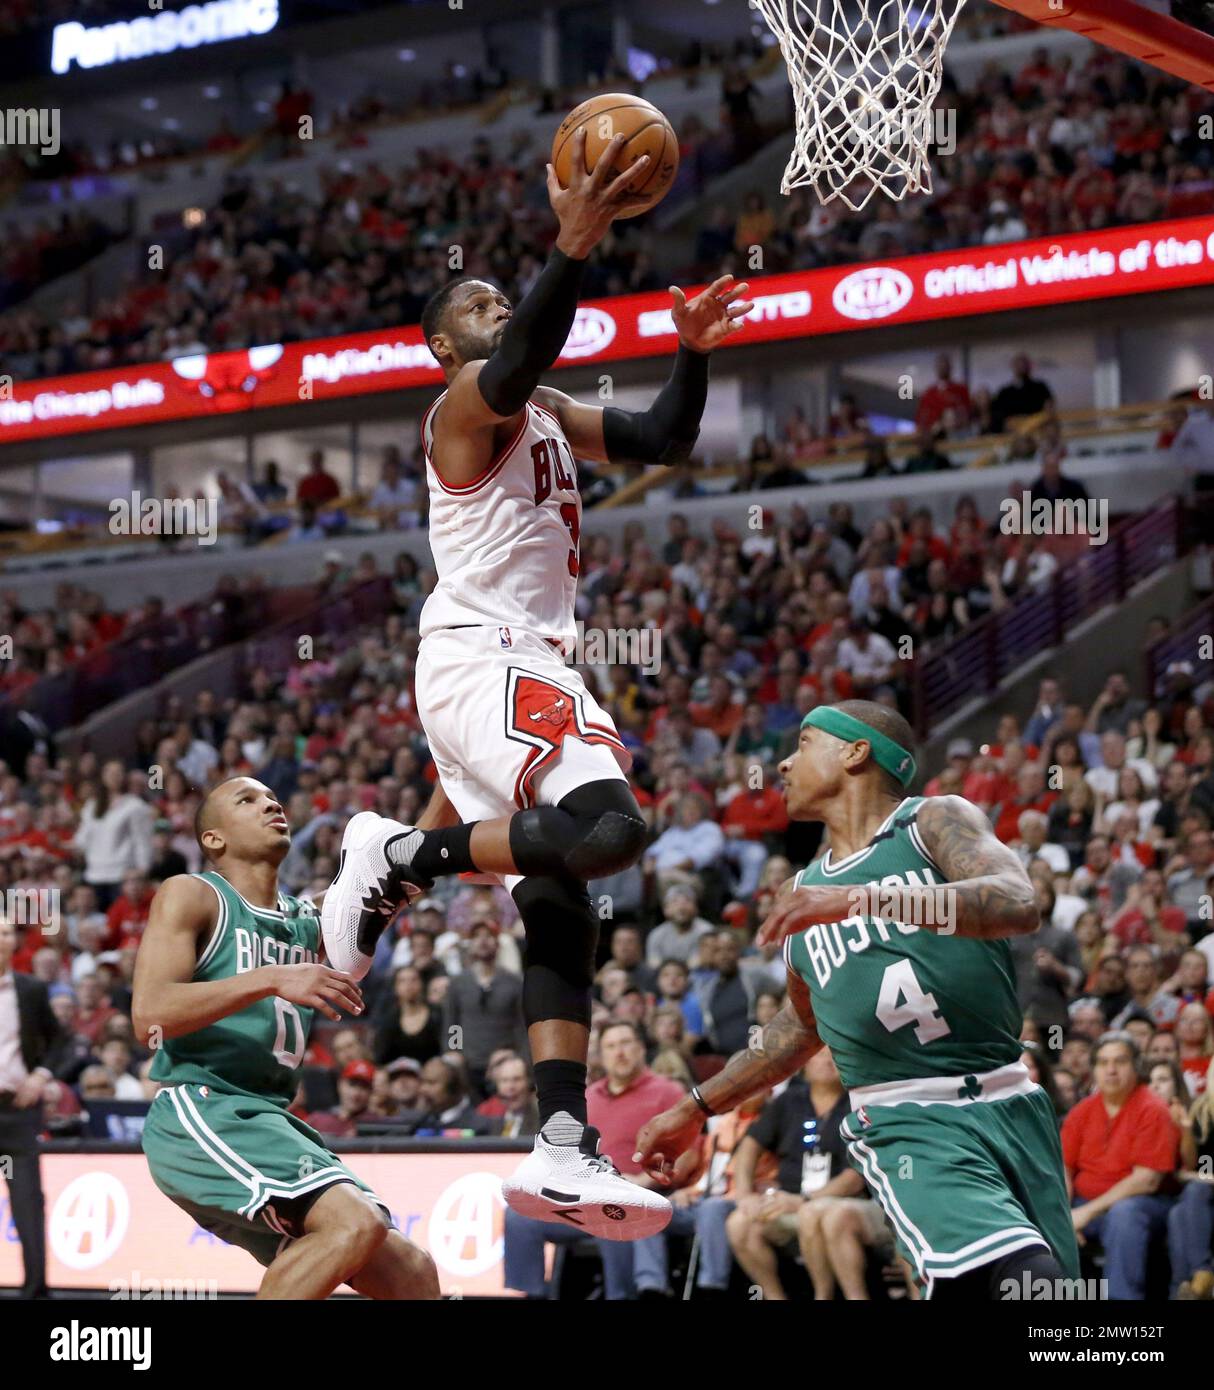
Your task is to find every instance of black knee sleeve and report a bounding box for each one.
[508,779,647,881]
[512,874,599,1029]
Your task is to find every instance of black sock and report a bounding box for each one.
[534,1059,587,1130]
[406,824,477,877]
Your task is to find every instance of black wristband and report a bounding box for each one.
[691,1085,715,1116]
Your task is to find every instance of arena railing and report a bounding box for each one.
[240,574,396,680]
[7,578,386,738]
[52,573,398,758]
[908,497,1186,737]
[597,399,1181,508]
[1144,581,1214,702]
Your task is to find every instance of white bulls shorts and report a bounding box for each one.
[415,625,630,848]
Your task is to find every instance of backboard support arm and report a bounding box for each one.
[989,0,1214,91]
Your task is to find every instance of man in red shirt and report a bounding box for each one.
[916,354,974,436]
[71,973,117,1046]
[1062,1032,1178,1299]
[104,871,154,950]
[502,1021,684,1298]
[0,805,65,862]
[721,769,789,897]
[296,449,341,506]
[307,1060,375,1139]
[475,1052,538,1137]
[689,673,743,742]
[993,762,1058,844]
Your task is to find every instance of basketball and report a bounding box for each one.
[551,93,679,218]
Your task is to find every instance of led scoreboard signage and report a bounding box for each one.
[50,0,279,74]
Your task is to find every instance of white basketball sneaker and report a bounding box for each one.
[502,1116,673,1240]
[321,812,429,979]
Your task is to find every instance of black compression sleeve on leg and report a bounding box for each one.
[987,1244,1065,1300]
[601,344,709,465]
[476,250,587,417]
[931,1244,1064,1302]
[513,875,598,1031]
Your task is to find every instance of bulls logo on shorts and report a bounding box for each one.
[511,675,580,743]
[505,669,625,808]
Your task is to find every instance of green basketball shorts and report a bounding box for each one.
[840,1068,1080,1298]
[143,1084,389,1267]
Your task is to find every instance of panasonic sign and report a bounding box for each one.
[51,0,279,75]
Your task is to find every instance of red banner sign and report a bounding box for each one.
[5,215,1214,445]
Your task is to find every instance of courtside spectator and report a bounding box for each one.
[725,1048,861,1300]
[1063,1032,1179,1299]
[502,1021,684,1299]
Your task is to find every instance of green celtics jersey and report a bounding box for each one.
[787,796,1023,1090]
[148,872,321,1104]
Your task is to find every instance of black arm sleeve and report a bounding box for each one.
[601,344,710,465]
[476,249,587,417]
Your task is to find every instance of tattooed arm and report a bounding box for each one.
[755,796,1040,947]
[911,793,1040,939]
[697,967,822,1109]
[634,882,823,1186]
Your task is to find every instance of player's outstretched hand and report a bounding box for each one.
[548,126,653,258]
[755,884,847,950]
[633,1103,704,1188]
[670,275,755,353]
[273,963,364,1021]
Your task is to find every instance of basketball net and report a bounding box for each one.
[751,0,968,210]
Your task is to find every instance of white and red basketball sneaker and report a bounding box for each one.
[321,812,429,979]
[502,1117,673,1240]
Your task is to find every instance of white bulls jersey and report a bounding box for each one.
[418,392,581,644]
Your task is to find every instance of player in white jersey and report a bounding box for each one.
[322,127,752,1238]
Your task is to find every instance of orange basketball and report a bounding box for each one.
[551,93,679,219]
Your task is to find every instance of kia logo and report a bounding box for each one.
[832,267,913,321]
[560,307,616,359]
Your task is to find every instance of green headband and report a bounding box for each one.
[801,707,918,788]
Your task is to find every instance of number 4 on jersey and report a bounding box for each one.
[876,958,951,1044]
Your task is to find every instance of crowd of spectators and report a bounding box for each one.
[678,351,1068,488]
[2,476,1212,1294]
[0,132,665,381]
[716,47,1214,287]
[0,212,117,316]
[0,573,286,735]
[8,28,1214,386]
